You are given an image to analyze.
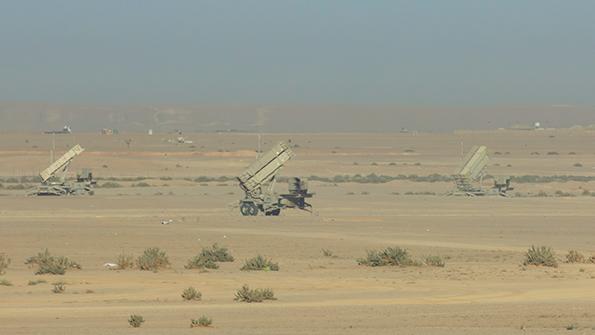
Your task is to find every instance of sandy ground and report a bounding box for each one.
[2,130,595,334]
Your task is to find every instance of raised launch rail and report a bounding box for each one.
[40,144,85,182]
[237,142,294,196]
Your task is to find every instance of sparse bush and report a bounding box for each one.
[132,182,151,187]
[181,287,202,301]
[358,247,419,267]
[523,246,558,267]
[0,278,12,286]
[0,253,10,275]
[128,314,144,328]
[240,255,279,271]
[136,247,170,272]
[234,285,276,303]
[116,253,135,270]
[52,281,66,293]
[28,279,47,286]
[25,249,81,275]
[191,316,212,328]
[321,249,334,257]
[573,163,583,167]
[566,250,586,264]
[554,190,574,197]
[6,184,27,190]
[99,182,122,188]
[547,151,559,155]
[185,244,234,270]
[535,191,548,197]
[424,255,446,267]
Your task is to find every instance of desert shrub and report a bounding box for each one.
[582,189,591,196]
[0,278,12,286]
[116,253,135,269]
[128,314,144,328]
[573,163,583,167]
[554,190,574,197]
[181,287,202,301]
[185,244,234,270]
[535,191,548,197]
[99,182,122,188]
[234,285,276,303]
[132,182,151,187]
[136,247,170,271]
[0,253,10,275]
[28,279,47,286]
[566,250,586,264]
[240,255,279,271]
[191,316,212,328]
[358,247,418,267]
[547,151,559,155]
[321,249,334,257]
[523,246,558,267]
[52,282,66,294]
[424,255,446,267]
[404,149,415,153]
[6,184,27,190]
[25,249,81,275]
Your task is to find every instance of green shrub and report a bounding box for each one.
[25,249,81,275]
[523,246,558,267]
[185,244,234,270]
[52,281,66,294]
[240,255,279,271]
[132,182,151,187]
[234,285,276,303]
[116,253,135,270]
[190,316,212,328]
[28,279,47,286]
[358,247,418,267]
[128,314,144,328]
[566,250,586,264]
[0,253,10,275]
[0,278,12,286]
[424,255,446,267]
[136,247,170,272]
[181,287,202,301]
[98,182,122,188]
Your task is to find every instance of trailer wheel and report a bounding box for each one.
[240,202,259,216]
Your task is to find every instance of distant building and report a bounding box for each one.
[44,125,72,134]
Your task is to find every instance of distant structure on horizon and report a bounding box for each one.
[506,122,544,131]
[44,125,72,134]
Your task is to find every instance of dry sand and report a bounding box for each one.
[1,130,595,334]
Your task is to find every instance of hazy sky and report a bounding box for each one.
[1,0,594,107]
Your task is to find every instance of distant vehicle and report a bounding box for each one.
[45,125,72,134]
[236,142,314,216]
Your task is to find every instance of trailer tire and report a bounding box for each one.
[240,202,259,216]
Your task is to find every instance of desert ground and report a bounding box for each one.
[2,129,595,334]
